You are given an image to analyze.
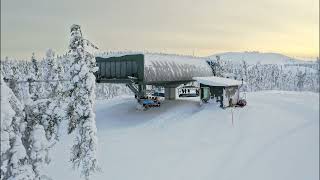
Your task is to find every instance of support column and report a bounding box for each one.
[165,87,176,100]
[138,84,146,97]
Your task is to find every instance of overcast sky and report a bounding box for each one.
[1,0,319,59]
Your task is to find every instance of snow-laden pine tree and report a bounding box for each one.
[19,51,57,179]
[1,57,14,80]
[30,53,47,100]
[206,56,225,77]
[24,49,72,178]
[41,49,65,141]
[1,76,35,180]
[2,85,52,180]
[24,102,51,178]
[22,98,51,179]
[66,24,99,179]
[44,49,65,95]
[9,60,25,103]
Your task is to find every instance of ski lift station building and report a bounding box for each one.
[95,52,244,106]
[95,53,213,99]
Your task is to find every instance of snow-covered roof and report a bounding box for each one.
[144,53,213,83]
[193,76,245,87]
[96,51,214,83]
[95,51,143,58]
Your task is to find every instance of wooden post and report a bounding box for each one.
[231,108,234,127]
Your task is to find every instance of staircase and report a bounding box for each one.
[126,83,140,96]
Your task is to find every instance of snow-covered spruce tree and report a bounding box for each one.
[24,49,71,178]
[1,54,68,180]
[66,24,99,179]
[40,48,65,141]
[0,76,35,180]
[31,53,39,78]
[207,56,225,77]
[23,101,51,179]
[1,57,14,80]
[30,53,47,100]
[44,50,56,91]
[9,60,25,102]
[14,51,58,179]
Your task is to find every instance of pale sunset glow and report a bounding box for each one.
[1,0,319,59]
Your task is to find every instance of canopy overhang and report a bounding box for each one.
[193,76,245,87]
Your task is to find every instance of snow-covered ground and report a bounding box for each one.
[45,91,319,180]
[209,51,317,65]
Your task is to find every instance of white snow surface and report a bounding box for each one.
[193,76,245,86]
[45,91,319,180]
[209,51,315,65]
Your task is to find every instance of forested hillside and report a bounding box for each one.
[207,55,319,92]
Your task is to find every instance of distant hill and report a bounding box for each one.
[207,51,315,65]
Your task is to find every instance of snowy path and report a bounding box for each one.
[45,91,319,180]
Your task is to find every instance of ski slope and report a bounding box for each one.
[45,91,319,180]
[208,51,316,65]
